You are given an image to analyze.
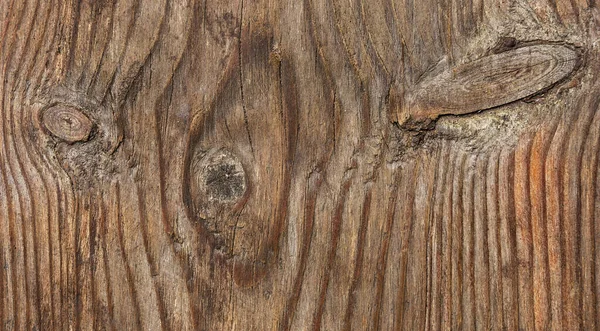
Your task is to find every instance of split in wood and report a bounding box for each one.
[396,44,580,129]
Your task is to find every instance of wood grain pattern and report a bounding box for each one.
[1,0,600,330]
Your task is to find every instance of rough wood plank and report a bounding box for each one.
[1,0,599,330]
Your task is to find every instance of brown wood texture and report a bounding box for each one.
[1,0,600,330]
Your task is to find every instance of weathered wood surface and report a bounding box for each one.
[1,0,600,330]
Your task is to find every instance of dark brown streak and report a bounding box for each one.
[562,85,600,330]
[0,145,16,330]
[545,103,571,330]
[15,2,59,329]
[423,148,443,330]
[12,0,44,94]
[75,0,99,87]
[311,173,354,331]
[100,191,116,331]
[0,205,3,331]
[32,0,62,96]
[279,170,323,331]
[505,149,518,330]
[87,0,118,95]
[74,195,82,331]
[264,55,299,264]
[151,0,184,238]
[20,2,62,326]
[115,183,143,331]
[579,88,600,329]
[342,189,373,330]
[425,144,451,331]
[279,1,336,325]
[114,3,187,321]
[135,183,168,331]
[399,157,423,330]
[441,150,458,329]
[515,135,535,330]
[55,185,65,331]
[237,0,255,157]
[531,117,560,329]
[0,232,3,330]
[90,193,100,331]
[100,0,141,105]
[546,0,565,25]
[0,0,35,328]
[65,0,82,77]
[372,170,402,331]
[328,0,363,85]
[382,0,401,63]
[464,154,477,330]
[306,0,377,321]
[154,79,175,233]
[11,1,47,329]
[357,0,391,80]
[492,151,505,327]
[569,0,581,25]
[545,90,575,329]
[477,153,491,330]
[587,96,600,329]
[594,118,600,328]
[452,153,466,330]
[0,0,18,56]
[444,0,454,64]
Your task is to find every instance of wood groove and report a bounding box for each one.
[311,175,353,331]
[136,183,168,331]
[1,1,34,328]
[281,171,322,331]
[578,87,600,330]
[371,169,401,331]
[461,154,476,331]
[341,189,372,330]
[114,183,143,331]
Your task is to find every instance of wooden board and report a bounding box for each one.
[1,0,599,329]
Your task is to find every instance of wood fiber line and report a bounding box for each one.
[1,1,43,328]
[595,118,600,330]
[424,143,452,331]
[514,134,535,331]
[499,148,518,331]
[441,148,459,330]
[450,153,466,330]
[341,189,373,330]
[310,175,353,331]
[560,83,599,330]
[390,160,419,330]
[580,88,600,330]
[578,86,600,331]
[529,120,557,330]
[461,154,477,331]
[474,153,491,330]
[486,150,503,330]
[114,183,143,330]
[371,169,401,331]
[545,109,569,331]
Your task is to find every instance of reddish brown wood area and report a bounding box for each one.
[1,0,600,330]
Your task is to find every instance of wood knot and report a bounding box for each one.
[190,148,247,219]
[41,104,93,143]
[396,43,581,129]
